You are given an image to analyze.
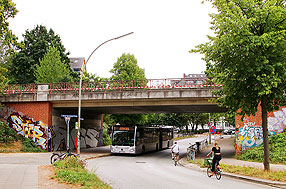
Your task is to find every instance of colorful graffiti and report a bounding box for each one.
[237,123,263,151]
[268,108,286,135]
[51,125,100,151]
[7,112,48,150]
[236,108,286,152]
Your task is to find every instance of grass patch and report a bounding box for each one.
[236,132,286,164]
[53,157,111,188]
[221,164,286,182]
[189,159,286,182]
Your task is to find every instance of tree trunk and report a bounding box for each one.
[261,97,270,171]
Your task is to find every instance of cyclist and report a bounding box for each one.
[171,141,180,161]
[207,141,221,176]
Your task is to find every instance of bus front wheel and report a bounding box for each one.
[142,146,145,153]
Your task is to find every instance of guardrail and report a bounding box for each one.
[3,83,38,95]
[2,78,223,95]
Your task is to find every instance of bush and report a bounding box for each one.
[0,121,46,152]
[236,131,286,164]
[0,121,20,143]
[53,157,111,188]
[21,136,46,152]
[102,129,111,146]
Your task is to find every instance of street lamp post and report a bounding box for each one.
[77,32,133,155]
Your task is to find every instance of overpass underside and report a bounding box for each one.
[52,98,227,114]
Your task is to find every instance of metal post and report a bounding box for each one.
[209,113,211,144]
[77,32,134,156]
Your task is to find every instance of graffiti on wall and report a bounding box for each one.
[236,108,286,152]
[7,112,48,150]
[268,108,286,135]
[51,125,100,151]
[236,122,263,151]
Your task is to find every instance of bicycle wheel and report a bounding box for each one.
[50,154,60,164]
[207,167,212,177]
[215,169,222,180]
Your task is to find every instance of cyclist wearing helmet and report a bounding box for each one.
[171,141,180,161]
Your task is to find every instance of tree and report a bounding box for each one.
[0,0,18,92]
[34,46,71,83]
[146,113,190,130]
[110,53,147,86]
[110,53,147,124]
[0,0,18,51]
[111,114,148,125]
[8,25,73,84]
[191,0,286,170]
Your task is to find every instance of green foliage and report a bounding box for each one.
[192,0,286,117]
[236,132,286,164]
[0,121,20,143]
[111,114,148,125]
[102,127,111,146]
[0,0,18,91]
[34,46,72,83]
[8,25,72,84]
[192,0,286,170]
[109,53,147,125]
[21,137,46,152]
[103,114,115,126]
[0,121,45,152]
[0,0,18,51]
[220,163,286,182]
[53,158,111,188]
[110,53,147,87]
[146,113,209,131]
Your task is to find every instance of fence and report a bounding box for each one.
[2,78,223,95]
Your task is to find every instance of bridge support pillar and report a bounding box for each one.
[51,108,102,151]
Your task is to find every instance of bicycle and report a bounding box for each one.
[172,153,179,166]
[50,148,77,164]
[204,158,222,180]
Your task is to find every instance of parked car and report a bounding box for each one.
[223,129,235,135]
[223,129,229,135]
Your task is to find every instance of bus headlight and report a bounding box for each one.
[130,147,135,152]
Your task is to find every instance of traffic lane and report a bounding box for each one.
[87,149,272,189]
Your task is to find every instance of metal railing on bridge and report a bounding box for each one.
[2,78,223,95]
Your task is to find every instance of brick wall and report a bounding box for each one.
[5,102,52,126]
[235,106,286,153]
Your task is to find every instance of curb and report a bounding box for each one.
[180,158,286,188]
[81,153,112,161]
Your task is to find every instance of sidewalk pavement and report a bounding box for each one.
[0,146,112,189]
[181,136,286,188]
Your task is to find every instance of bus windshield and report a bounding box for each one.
[112,130,135,146]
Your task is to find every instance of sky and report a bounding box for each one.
[9,0,215,79]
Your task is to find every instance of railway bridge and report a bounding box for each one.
[0,79,226,151]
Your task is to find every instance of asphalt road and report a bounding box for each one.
[87,137,273,189]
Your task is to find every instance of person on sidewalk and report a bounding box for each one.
[171,141,179,161]
[207,141,222,176]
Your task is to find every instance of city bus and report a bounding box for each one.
[110,125,174,154]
